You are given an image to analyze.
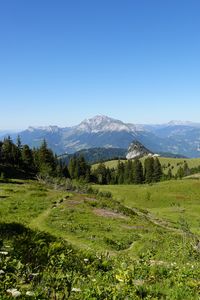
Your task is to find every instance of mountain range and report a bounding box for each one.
[2,115,200,157]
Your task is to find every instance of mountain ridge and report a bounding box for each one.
[2,115,200,158]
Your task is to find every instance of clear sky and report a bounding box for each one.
[0,0,200,129]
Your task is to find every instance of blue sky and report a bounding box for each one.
[0,0,200,129]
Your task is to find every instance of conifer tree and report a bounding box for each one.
[144,157,154,183]
[68,157,76,179]
[2,137,16,165]
[94,162,108,184]
[176,166,184,179]
[68,155,90,181]
[153,157,162,182]
[133,159,144,184]
[117,160,125,184]
[183,162,190,177]
[21,145,34,171]
[124,160,133,184]
[36,139,56,176]
[16,135,22,150]
[0,141,3,164]
[167,168,172,180]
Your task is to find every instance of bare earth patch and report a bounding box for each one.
[175,195,189,200]
[67,200,82,206]
[93,208,128,219]
[84,197,97,202]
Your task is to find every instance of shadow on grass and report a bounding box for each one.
[0,222,77,269]
[0,223,56,267]
[0,180,25,185]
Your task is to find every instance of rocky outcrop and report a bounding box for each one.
[126,141,153,159]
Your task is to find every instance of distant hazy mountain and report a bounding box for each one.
[0,130,18,139]
[12,115,164,155]
[143,121,200,157]
[4,115,200,157]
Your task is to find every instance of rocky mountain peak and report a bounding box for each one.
[76,115,132,133]
[126,140,153,160]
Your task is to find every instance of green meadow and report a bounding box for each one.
[1,179,200,299]
[0,180,164,254]
[97,180,200,235]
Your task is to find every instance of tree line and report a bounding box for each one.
[1,136,196,184]
[92,157,162,185]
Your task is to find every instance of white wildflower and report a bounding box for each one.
[72,287,81,292]
[0,251,8,255]
[7,288,21,297]
[31,273,39,276]
[26,291,35,296]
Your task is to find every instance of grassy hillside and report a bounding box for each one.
[59,147,126,165]
[92,156,200,175]
[1,179,200,299]
[0,179,165,253]
[97,180,200,235]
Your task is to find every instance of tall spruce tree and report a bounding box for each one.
[153,157,162,182]
[68,157,76,179]
[36,140,56,176]
[144,157,154,183]
[117,160,125,184]
[21,145,34,171]
[124,160,133,184]
[2,137,13,165]
[133,158,144,184]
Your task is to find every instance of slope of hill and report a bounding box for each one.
[59,147,127,165]
[1,179,200,299]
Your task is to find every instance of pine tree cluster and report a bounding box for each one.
[92,157,163,185]
[0,137,66,178]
